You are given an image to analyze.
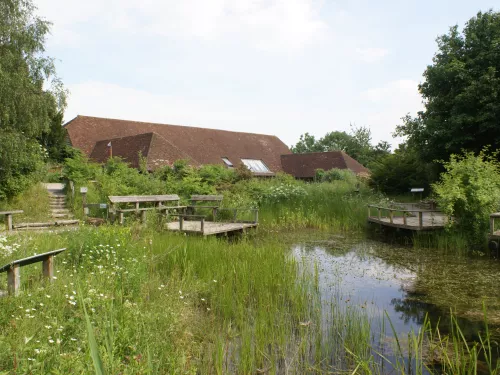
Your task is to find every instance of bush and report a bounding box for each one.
[315,168,357,185]
[432,150,500,247]
[0,131,47,199]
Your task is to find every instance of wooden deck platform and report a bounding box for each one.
[167,221,258,236]
[367,204,450,231]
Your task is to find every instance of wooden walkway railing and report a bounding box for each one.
[367,204,449,230]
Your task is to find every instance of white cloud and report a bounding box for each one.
[355,47,389,63]
[37,0,328,50]
[358,79,423,145]
[64,81,313,146]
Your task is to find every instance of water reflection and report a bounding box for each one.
[292,234,500,371]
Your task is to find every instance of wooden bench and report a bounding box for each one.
[188,195,223,217]
[0,248,66,295]
[108,195,186,224]
[0,210,23,232]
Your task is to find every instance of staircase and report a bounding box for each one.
[13,183,79,231]
[48,187,74,220]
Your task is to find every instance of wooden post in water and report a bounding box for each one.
[7,265,20,296]
[418,211,423,229]
[42,255,54,281]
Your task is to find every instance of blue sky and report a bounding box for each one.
[37,0,499,148]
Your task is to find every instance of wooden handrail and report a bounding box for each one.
[366,204,442,213]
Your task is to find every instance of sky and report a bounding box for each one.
[36,0,499,149]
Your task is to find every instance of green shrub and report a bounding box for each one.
[433,150,500,248]
[0,131,47,199]
[321,168,357,184]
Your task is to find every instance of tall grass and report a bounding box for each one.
[0,184,50,224]
[0,226,497,373]
[0,227,319,373]
[259,181,374,232]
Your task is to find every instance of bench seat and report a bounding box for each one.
[0,210,24,232]
[0,248,66,295]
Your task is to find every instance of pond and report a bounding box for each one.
[292,233,500,373]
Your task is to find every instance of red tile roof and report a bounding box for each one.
[65,115,291,172]
[280,151,370,178]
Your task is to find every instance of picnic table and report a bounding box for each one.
[108,195,186,224]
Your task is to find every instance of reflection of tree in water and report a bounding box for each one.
[390,290,493,344]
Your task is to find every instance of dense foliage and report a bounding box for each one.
[369,145,435,195]
[396,11,500,163]
[291,125,390,167]
[0,0,66,198]
[433,150,500,247]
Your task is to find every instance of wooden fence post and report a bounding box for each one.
[377,208,381,220]
[42,255,54,281]
[200,218,205,234]
[7,265,20,296]
[490,217,495,234]
[403,211,407,226]
[5,214,13,232]
[389,210,393,224]
[179,216,184,231]
[418,211,423,229]
[254,210,259,224]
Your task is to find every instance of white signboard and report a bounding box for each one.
[410,188,424,193]
[99,203,107,209]
[80,187,88,193]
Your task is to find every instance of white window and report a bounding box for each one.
[221,157,233,168]
[241,159,271,173]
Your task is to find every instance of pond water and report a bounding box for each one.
[292,233,500,372]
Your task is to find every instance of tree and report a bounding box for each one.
[0,0,67,198]
[291,125,390,167]
[369,144,434,195]
[433,150,500,248]
[396,11,500,163]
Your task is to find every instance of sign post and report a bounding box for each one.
[80,187,88,217]
[410,188,424,202]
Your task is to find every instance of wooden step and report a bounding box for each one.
[51,209,70,213]
[16,226,52,231]
[51,214,74,219]
[14,220,79,229]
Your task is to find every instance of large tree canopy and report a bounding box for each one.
[396,10,500,163]
[0,0,66,198]
[291,125,390,167]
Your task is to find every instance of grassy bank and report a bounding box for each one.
[0,227,321,373]
[1,227,498,374]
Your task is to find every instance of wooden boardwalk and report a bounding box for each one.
[167,221,258,236]
[367,204,450,231]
